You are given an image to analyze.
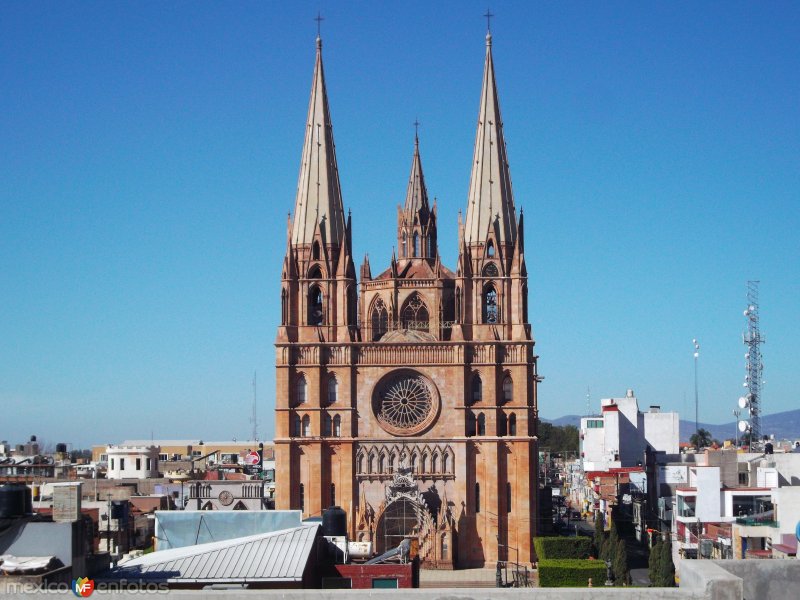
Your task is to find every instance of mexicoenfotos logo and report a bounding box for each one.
[72,577,95,597]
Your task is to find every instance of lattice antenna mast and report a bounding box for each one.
[743,281,765,450]
[251,371,259,442]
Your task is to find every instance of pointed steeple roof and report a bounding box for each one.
[291,37,346,247]
[403,135,430,217]
[464,32,517,246]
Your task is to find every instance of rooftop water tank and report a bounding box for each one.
[0,484,27,518]
[322,506,347,537]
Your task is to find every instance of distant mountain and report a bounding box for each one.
[542,415,582,428]
[679,408,800,443]
[543,409,800,442]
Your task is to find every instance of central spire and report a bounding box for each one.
[397,132,437,261]
[463,31,517,247]
[290,36,346,247]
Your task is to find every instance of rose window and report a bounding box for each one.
[372,370,439,436]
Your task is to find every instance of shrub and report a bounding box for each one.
[534,536,593,561]
[538,558,607,587]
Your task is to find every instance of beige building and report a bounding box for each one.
[275,31,540,568]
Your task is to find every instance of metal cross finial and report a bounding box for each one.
[314,11,324,37]
[413,118,420,141]
[484,7,494,32]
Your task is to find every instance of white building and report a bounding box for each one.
[580,389,679,471]
[106,445,159,479]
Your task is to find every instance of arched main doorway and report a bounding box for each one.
[375,498,421,554]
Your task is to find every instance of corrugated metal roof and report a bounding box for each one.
[105,524,318,583]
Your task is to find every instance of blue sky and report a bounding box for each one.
[2,2,798,448]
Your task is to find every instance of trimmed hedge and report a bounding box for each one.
[534,536,593,561]
[538,559,606,588]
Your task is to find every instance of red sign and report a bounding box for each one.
[244,451,260,466]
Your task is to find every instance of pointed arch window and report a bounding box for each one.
[421,453,428,474]
[442,452,449,474]
[301,415,311,437]
[388,452,395,473]
[507,482,512,513]
[333,415,341,437]
[431,454,439,474]
[296,375,307,405]
[482,284,498,324]
[503,376,513,403]
[509,413,517,436]
[328,375,338,404]
[401,292,429,332]
[413,232,420,257]
[378,454,385,474]
[411,453,417,473]
[498,412,507,436]
[308,285,324,325]
[477,413,486,436]
[471,374,483,403]
[281,288,288,325]
[401,232,407,258]
[427,236,433,257]
[312,241,320,260]
[308,265,322,279]
[475,482,481,513]
[455,287,462,323]
[370,297,389,341]
[299,483,305,512]
[293,414,301,437]
[323,413,332,437]
[487,240,495,257]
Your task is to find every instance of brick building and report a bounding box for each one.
[274,31,540,568]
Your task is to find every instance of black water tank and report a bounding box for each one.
[0,484,26,518]
[56,443,68,453]
[21,485,32,514]
[111,500,129,522]
[322,506,347,537]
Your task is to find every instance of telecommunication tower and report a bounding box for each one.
[250,371,259,442]
[737,281,765,451]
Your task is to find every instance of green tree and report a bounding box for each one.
[593,512,606,558]
[613,539,630,586]
[648,540,663,586]
[689,428,713,449]
[658,539,676,587]
[539,423,579,453]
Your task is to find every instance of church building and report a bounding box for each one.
[275,30,541,568]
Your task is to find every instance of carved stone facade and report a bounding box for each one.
[275,32,540,568]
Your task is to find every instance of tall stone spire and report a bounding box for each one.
[404,134,430,217]
[397,133,437,261]
[291,36,346,247]
[463,32,517,248]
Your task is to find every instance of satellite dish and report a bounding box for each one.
[738,421,749,433]
[738,397,748,409]
[743,382,749,387]
[744,310,749,317]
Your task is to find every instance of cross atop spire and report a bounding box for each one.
[314,11,324,39]
[483,7,494,33]
[413,117,420,142]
